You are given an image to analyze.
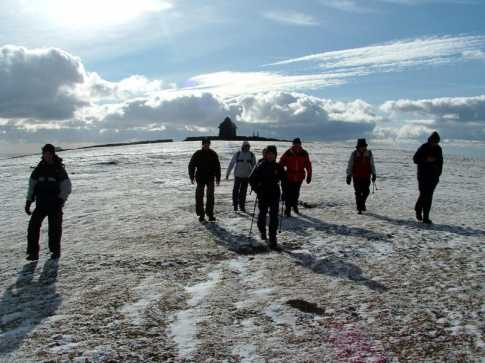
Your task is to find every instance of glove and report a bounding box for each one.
[372,174,376,183]
[346,175,352,185]
[25,200,32,215]
[306,175,312,184]
[58,198,65,208]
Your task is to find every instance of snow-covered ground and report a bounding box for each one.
[0,141,483,362]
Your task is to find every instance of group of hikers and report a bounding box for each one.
[23,131,443,259]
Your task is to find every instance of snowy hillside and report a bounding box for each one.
[0,141,483,362]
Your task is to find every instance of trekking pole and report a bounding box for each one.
[278,199,284,233]
[248,195,258,237]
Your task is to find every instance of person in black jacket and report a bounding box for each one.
[413,131,443,224]
[25,144,72,260]
[188,138,221,222]
[249,145,287,249]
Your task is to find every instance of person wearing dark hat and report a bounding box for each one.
[279,138,312,216]
[25,144,72,260]
[346,138,376,214]
[413,131,443,224]
[226,141,256,212]
[249,145,287,250]
[188,138,221,222]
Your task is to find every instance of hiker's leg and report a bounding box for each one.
[422,179,438,221]
[206,181,215,217]
[48,208,63,256]
[268,198,279,238]
[27,207,47,256]
[257,199,268,233]
[232,177,241,209]
[196,182,205,217]
[239,178,249,210]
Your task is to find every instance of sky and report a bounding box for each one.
[1,0,485,155]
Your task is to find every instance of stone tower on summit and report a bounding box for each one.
[218,117,237,139]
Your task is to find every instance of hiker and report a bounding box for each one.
[279,138,312,216]
[188,138,221,222]
[249,145,287,249]
[226,141,256,212]
[346,138,376,214]
[25,144,72,260]
[413,131,443,224]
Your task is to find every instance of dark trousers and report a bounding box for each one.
[415,178,439,220]
[257,198,279,238]
[232,177,249,209]
[285,181,303,210]
[27,207,63,256]
[353,178,371,211]
[196,181,215,217]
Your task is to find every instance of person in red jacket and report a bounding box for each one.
[279,138,312,216]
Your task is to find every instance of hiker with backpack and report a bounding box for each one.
[413,131,443,224]
[279,138,312,217]
[188,138,221,222]
[25,144,72,260]
[249,145,287,250]
[346,138,376,214]
[226,141,256,212]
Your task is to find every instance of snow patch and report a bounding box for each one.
[169,267,222,359]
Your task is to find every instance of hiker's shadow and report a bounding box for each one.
[203,222,269,255]
[0,260,61,355]
[286,250,388,293]
[367,212,485,237]
[287,213,392,242]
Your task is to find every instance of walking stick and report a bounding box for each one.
[278,198,284,233]
[248,195,258,237]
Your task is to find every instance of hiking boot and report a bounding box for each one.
[268,235,281,251]
[233,205,238,212]
[422,218,433,224]
[26,254,39,261]
[239,205,246,213]
[357,209,362,214]
[293,205,299,214]
[199,215,206,222]
[415,209,423,221]
[362,205,367,212]
[208,215,216,222]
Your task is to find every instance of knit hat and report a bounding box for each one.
[242,141,250,148]
[202,137,211,145]
[42,144,56,153]
[428,131,440,143]
[356,138,367,148]
[293,137,302,145]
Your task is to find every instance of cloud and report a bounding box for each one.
[185,71,350,97]
[318,0,374,13]
[0,45,89,120]
[267,35,485,72]
[380,95,485,140]
[1,45,484,148]
[262,11,319,26]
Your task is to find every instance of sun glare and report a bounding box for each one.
[44,0,171,28]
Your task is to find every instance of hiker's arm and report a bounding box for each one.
[226,153,236,179]
[188,153,197,181]
[346,152,354,177]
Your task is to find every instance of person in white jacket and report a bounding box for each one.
[226,141,256,212]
